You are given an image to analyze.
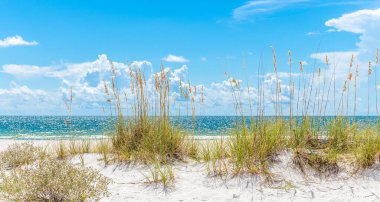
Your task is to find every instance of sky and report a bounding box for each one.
[1,0,380,116]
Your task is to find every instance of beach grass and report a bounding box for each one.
[3,49,380,198]
[99,49,380,179]
[107,65,193,164]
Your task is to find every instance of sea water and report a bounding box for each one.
[0,116,377,140]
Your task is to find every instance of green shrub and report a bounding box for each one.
[0,142,46,169]
[0,158,111,201]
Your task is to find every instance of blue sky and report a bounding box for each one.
[1,0,380,115]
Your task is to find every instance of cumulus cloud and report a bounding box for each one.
[0,55,154,114]
[0,82,48,98]
[325,8,380,34]
[306,8,380,115]
[2,64,53,78]
[130,60,152,69]
[311,8,380,82]
[0,53,298,115]
[325,8,380,59]
[2,54,131,79]
[0,82,61,115]
[0,53,316,115]
[169,65,188,83]
[162,54,189,63]
[309,51,359,88]
[0,35,38,47]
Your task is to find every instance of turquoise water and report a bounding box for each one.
[0,116,377,140]
[0,116,236,139]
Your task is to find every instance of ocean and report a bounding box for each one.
[0,116,377,140]
[0,116,238,139]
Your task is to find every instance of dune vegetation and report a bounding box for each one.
[97,48,380,183]
[1,48,380,199]
[0,142,111,201]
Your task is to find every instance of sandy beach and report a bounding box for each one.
[1,139,380,201]
[2,0,380,201]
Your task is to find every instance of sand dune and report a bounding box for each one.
[1,140,380,201]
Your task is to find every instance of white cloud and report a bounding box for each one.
[0,35,38,47]
[2,54,131,79]
[0,82,61,115]
[130,60,152,69]
[310,51,358,62]
[0,55,153,114]
[261,72,300,79]
[201,57,207,62]
[232,0,376,21]
[2,64,53,77]
[0,54,292,115]
[315,7,380,83]
[325,8,380,60]
[232,0,287,20]
[162,54,189,63]
[310,51,359,80]
[232,0,332,21]
[311,8,380,80]
[0,82,48,98]
[169,65,188,83]
[306,31,320,36]
[325,8,380,34]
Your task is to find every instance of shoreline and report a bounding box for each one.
[0,135,227,142]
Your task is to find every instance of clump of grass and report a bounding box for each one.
[327,117,354,152]
[202,138,230,177]
[113,120,187,163]
[207,157,230,178]
[186,137,200,161]
[144,162,175,188]
[228,119,286,175]
[200,138,228,161]
[94,140,113,166]
[54,140,68,159]
[354,128,380,169]
[293,149,339,176]
[107,63,193,164]
[0,158,111,201]
[207,49,380,180]
[69,140,79,155]
[51,140,99,160]
[355,142,377,170]
[292,116,313,149]
[81,139,91,153]
[0,142,46,169]
[201,145,212,163]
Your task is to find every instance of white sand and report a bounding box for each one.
[2,140,380,201]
